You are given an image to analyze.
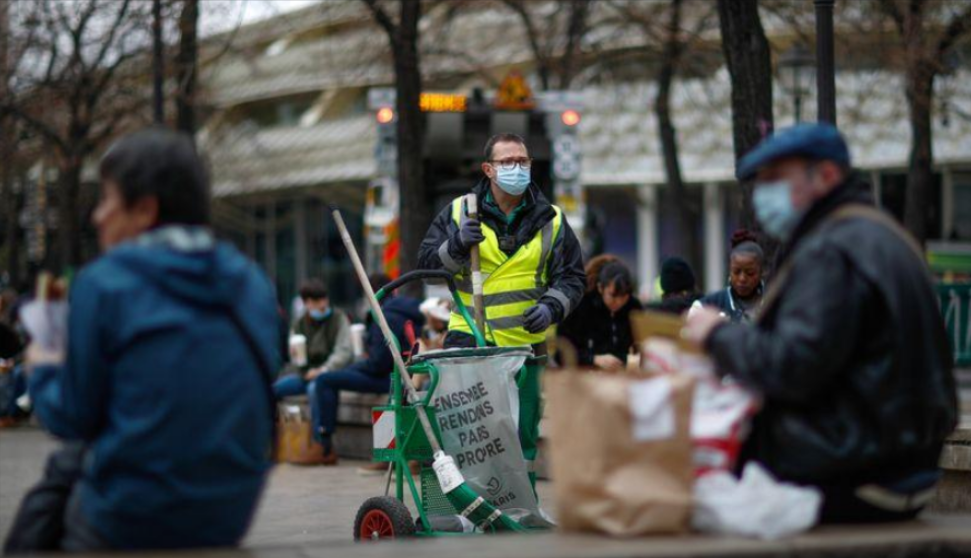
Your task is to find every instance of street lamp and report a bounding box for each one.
[779,44,815,124]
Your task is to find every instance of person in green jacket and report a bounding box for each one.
[273,280,353,432]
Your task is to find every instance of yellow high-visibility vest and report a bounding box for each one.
[447,196,563,346]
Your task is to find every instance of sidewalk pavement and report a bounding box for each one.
[0,427,556,547]
[2,427,969,558]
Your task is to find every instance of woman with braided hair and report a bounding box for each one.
[691,231,765,323]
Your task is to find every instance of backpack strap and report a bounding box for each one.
[758,204,923,322]
[227,311,278,456]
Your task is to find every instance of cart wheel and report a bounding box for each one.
[354,496,415,541]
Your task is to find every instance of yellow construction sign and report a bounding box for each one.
[495,71,534,111]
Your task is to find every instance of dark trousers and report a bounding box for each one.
[312,369,389,439]
[4,444,107,553]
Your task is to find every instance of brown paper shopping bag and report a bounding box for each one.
[275,401,326,465]
[545,370,694,536]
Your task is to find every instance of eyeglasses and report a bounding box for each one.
[488,158,533,171]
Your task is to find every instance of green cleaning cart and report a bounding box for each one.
[353,270,548,541]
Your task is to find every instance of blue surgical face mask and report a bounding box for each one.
[495,166,530,196]
[308,308,332,321]
[753,180,803,240]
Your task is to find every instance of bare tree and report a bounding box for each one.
[499,0,591,90]
[611,0,717,274]
[0,0,18,285]
[362,0,425,293]
[1,0,152,270]
[176,0,199,137]
[716,0,776,263]
[876,0,971,246]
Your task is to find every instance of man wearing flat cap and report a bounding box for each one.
[685,124,957,523]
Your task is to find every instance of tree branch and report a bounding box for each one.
[362,0,398,39]
[877,0,905,35]
[501,0,550,89]
[1,101,67,152]
[90,0,132,71]
[936,3,971,63]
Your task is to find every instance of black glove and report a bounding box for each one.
[523,304,553,334]
[456,219,485,254]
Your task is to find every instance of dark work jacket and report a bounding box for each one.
[348,296,423,379]
[559,291,642,366]
[705,175,957,488]
[417,179,586,325]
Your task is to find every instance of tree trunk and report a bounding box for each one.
[903,60,934,246]
[152,0,164,124]
[176,0,199,138]
[57,153,83,271]
[716,0,777,267]
[393,0,426,297]
[655,0,699,273]
[557,0,589,90]
[0,0,19,286]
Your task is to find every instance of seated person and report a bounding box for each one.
[685,124,957,523]
[273,279,353,436]
[690,231,765,323]
[645,257,700,315]
[312,274,423,465]
[559,259,642,370]
[6,129,278,551]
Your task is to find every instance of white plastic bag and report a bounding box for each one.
[692,462,822,540]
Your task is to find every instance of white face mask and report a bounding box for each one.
[753,180,803,240]
[494,166,530,196]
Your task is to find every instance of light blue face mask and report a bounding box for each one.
[308,308,332,321]
[495,166,530,196]
[753,180,803,240]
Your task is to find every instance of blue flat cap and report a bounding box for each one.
[736,123,850,180]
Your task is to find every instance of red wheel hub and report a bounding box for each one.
[360,509,396,540]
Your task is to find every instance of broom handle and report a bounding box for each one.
[465,193,487,337]
[331,208,443,454]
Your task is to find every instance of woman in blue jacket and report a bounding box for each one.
[5,129,280,552]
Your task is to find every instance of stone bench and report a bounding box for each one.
[929,427,971,513]
[279,392,387,460]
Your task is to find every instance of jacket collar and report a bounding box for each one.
[472,178,555,233]
[777,171,874,266]
[132,225,215,253]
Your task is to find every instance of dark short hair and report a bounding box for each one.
[99,128,210,226]
[730,230,764,266]
[484,133,526,160]
[299,279,328,300]
[731,241,764,266]
[597,261,634,296]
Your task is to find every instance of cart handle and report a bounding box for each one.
[374,270,487,348]
[409,361,440,408]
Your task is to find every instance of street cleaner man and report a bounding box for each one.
[418,133,585,355]
[684,124,958,524]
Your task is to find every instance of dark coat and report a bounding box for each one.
[350,296,424,378]
[417,179,586,325]
[559,290,642,366]
[705,175,957,488]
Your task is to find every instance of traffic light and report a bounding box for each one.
[561,109,581,127]
[376,107,395,124]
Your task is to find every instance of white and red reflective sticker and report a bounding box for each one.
[372,410,396,450]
